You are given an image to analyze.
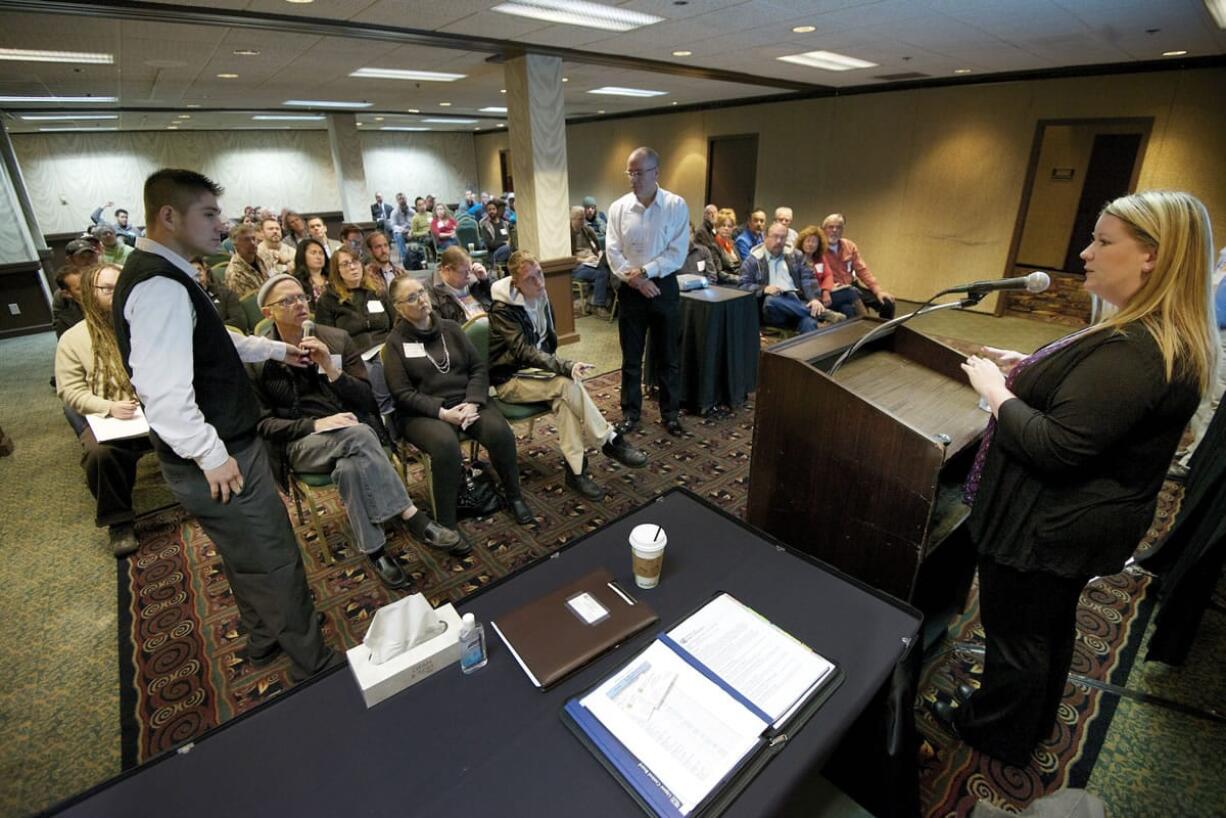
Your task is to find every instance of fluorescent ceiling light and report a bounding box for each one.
[1162,50,1188,56]
[38,126,118,132]
[253,114,326,121]
[381,126,431,131]
[587,86,667,97]
[350,67,466,81]
[776,50,877,71]
[491,0,663,32]
[953,68,973,74]
[422,118,479,124]
[1206,0,1226,28]
[0,95,116,103]
[479,107,507,113]
[792,25,816,34]
[283,100,373,108]
[21,114,118,121]
[672,51,692,57]
[217,73,239,79]
[233,49,261,56]
[0,48,113,64]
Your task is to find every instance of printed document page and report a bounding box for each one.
[86,407,150,442]
[667,594,834,727]
[580,640,766,815]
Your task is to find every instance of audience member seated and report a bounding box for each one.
[90,201,141,244]
[256,217,295,278]
[734,208,766,261]
[430,204,459,252]
[409,198,432,246]
[431,246,492,324]
[281,210,310,249]
[291,237,329,310]
[62,236,100,271]
[795,224,863,319]
[389,192,413,262]
[315,247,392,353]
[224,222,270,299]
[461,190,483,220]
[489,251,647,500]
[191,257,246,332]
[679,224,717,283]
[570,205,611,313]
[383,276,534,529]
[93,223,132,267]
[250,274,465,588]
[479,199,514,266]
[52,266,85,338]
[821,213,896,319]
[306,215,343,260]
[54,263,152,556]
[582,196,607,243]
[695,203,718,253]
[709,209,743,285]
[365,231,407,295]
[740,222,840,334]
[339,223,365,258]
[773,207,798,253]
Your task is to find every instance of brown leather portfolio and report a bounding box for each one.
[491,568,658,689]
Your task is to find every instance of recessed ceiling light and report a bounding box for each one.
[588,86,667,97]
[177,114,191,119]
[38,126,118,132]
[217,73,239,79]
[791,25,816,34]
[21,114,118,121]
[233,49,261,56]
[0,95,117,103]
[0,48,113,64]
[562,77,569,82]
[1162,50,1188,56]
[407,108,420,113]
[479,106,507,113]
[500,89,507,94]
[474,127,481,131]
[776,50,877,71]
[491,0,663,32]
[381,126,431,131]
[284,0,314,4]
[422,117,479,124]
[252,114,325,121]
[671,101,678,105]
[356,122,363,126]
[350,67,466,81]
[374,116,385,121]
[596,109,605,114]
[438,102,452,107]
[497,123,505,127]
[954,68,973,74]
[672,50,692,57]
[186,104,201,108]
[283,99,373,108]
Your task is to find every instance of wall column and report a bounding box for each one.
[0,123,54,335]
[325,113,370,224]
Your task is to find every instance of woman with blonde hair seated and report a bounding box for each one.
[709,208,742,285]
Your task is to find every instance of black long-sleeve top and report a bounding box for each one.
[383,315,489,419]
[314,285,392,352]
[967,323,1200,578]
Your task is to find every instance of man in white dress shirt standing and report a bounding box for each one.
[112,169,340,682]
[605,147,690,437]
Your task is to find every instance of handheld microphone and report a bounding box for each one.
[953,271,1051,294]
[301,319,316,338]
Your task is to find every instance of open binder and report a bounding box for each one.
[562,593,843,818]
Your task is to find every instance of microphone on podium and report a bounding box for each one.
[951,271,1051,295]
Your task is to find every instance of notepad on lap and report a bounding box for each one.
[86,408,150,442]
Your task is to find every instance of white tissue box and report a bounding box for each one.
[347,602,462,708]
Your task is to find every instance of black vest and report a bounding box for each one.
[113,248,262,463]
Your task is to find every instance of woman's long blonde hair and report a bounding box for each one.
[79,263,134,401]
[327,247,380,303]
[1093,190,1219,395]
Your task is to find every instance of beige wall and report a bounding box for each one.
[477,67,1226,310]
[12,129,480,235]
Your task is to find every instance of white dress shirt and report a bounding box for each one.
[605,185,689,282]
[125,237,288,471]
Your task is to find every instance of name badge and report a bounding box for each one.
[402,342,426,358]
[815,262,824,273]
[366,299,385,314]
[499,227,508,236]
[696,260,706,272]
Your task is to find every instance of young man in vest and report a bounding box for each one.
[113,168,340,682]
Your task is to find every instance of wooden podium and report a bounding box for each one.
[747,318,988,605]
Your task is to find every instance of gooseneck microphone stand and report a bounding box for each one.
[827,290,986,376]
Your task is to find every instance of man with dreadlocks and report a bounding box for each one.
[55,263,153,556]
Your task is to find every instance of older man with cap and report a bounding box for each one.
[582,196,607,244]
[94,223,133,267]
[250,273,466,590]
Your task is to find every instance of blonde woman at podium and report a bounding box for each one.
[937,190,1219,767]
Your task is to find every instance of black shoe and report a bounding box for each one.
[369,551,412,590]
[930,699,963,737]
[108,524,139,557]
[566,467,606,501]
[602,435,647,468]
[616,417,640,436]
[242,642,283,668]
[508,497,535,525]
[423,521,470,555]
[955,681,977,703]
[663,418,686,437]
[290,649,346,683]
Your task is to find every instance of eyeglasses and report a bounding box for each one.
[93,284,116,294]
[395,291,427,305]
[625,166,658,179]
[340,258,362,269]
[269,293,309,309]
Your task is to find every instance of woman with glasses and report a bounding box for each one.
[292,237,329,311]
[315,248,392,352]
[384,276,534,531]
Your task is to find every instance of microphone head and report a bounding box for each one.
[301,319,316,338]
[1026,271,1051,293]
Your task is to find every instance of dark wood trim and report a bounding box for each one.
[0,0,822,93]
[0,260,42,275]
[540,256,579,346]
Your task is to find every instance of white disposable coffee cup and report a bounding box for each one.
[630,524,668,589]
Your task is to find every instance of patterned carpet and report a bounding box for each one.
[117,371,755,765]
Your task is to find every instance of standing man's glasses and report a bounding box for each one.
[625,167,658,179]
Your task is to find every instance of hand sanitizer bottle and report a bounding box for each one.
[458,612,487,674]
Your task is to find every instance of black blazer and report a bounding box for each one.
[314,286,392,352]
[968,323,1200,578]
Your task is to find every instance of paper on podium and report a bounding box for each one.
[363,593,447,665]
[86,407,150,442]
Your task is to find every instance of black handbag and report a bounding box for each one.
[455,460,503,519]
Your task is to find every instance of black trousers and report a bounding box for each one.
[158,437,332,678]
[618,273,681,422]
[858,285,896,320]
[79,428,153,527]
[399,409,521,528]
[955,554,1089,766]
